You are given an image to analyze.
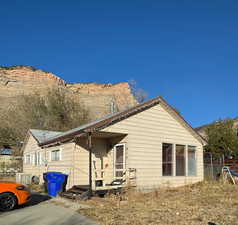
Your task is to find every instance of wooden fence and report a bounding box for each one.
[224,159,238,171]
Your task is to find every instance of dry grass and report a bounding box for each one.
[78,181,238,225]
[28,184,45,193]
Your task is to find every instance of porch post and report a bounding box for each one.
[88,132,92,198]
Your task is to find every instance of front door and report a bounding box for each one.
[114,144,126,178]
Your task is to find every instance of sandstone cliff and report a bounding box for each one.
[0,66,137,120]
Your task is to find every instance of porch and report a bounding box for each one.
[74,131,136,193]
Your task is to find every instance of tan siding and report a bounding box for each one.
[23,135,75,188]
[23,135,45,183]
[74,138,114,188]
[23,101,203,190]
[103,103,204,189]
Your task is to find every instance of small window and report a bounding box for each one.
[176,145,185,176]
[34,152,37,165]
[31,154,35,166]
[25,154,31,164]
[162,143,173,176]
[51,150,61,161]
[188,146,197,176]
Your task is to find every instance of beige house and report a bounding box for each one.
[22,96,206,191]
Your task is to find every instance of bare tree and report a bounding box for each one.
[128,79,148,103]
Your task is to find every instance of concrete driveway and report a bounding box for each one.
[0,193,98,225]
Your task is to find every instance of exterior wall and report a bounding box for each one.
[23,134,115,189]
[73,138,118,188]
[23,102,204,190]
[23,134,75,188]
[103,103,204,189]
[23,135,44,181]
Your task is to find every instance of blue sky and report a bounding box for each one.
[0,0,238,127]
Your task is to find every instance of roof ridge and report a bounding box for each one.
[39,96,163,146]
[38,96,206,146]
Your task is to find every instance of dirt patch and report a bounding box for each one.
[78,181,238,225]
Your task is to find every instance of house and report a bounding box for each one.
[22,96,206,191]
[0,147,22,172]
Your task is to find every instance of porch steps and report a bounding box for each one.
[60,185,90,200]
[60,184,123,200]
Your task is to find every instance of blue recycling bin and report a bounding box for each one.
[45,172,68,197]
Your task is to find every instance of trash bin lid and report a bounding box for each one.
[46,172,62,181]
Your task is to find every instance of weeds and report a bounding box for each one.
[78,181,238,225]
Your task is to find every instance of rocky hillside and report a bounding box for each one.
[0,66,137,120]
[196,118,238,139]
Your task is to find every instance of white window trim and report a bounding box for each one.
[187,145,197,177]
[161,143,174,177]
[162,143,197,177]
[25,154,31,164]
[49,149,62,162]
[31,154,35,166]
[113,143,126,178]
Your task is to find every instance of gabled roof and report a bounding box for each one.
[39,96,206,146]
[30,129,62,144]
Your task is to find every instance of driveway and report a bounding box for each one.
[0,193,98,225]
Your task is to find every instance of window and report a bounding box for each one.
[25,154,31,164]
[162,143,197,177]
[51,150,61,161]
[37,152,40,165]
[188,146,196,176]
[162,143,173,176]
[35,152,43,165]
[114,144,125,178]
[176,145,185,176]
[31,154,35,166]
[34,152,37,165]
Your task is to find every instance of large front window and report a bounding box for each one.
[162,143,197,176]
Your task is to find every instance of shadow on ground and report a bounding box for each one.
[18,192,51,209]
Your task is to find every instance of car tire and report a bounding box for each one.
[0,193,17,211]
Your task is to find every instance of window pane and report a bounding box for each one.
[176,145,185,176]
[116,171,124,177]
[162,143,173,176]
[188,146,196,176]
[115,145,125,178]
[51,150,60,161]
[116,145,124,164]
